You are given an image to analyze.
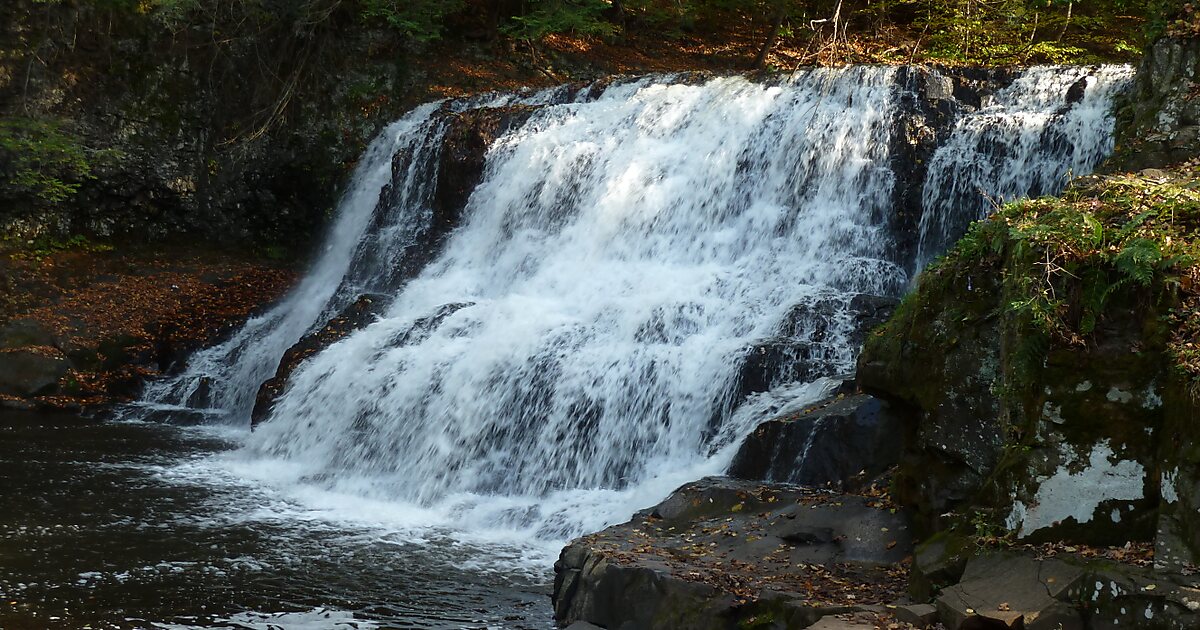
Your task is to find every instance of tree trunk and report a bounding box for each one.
[752,7,785,70]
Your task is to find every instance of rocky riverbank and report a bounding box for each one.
[553,389,1200,629]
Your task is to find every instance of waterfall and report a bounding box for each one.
[129,88,578,422]
[129,65,1132,542]
[915,65,1136,267]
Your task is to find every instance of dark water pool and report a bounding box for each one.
[0,411,553,629]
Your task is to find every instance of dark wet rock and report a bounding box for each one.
[0,319,60,350]
[552,477,912,629]
[317,106,546,386]
[251,297,473,426]
[727,394,904,491]
[351,104,544,293]
[435,105,542,230]
[727,293,897,405]
[0,347,70,396]
[890,66,1019,273]
[251,293,389,426]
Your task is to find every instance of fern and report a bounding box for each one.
[1115,238,1163,286]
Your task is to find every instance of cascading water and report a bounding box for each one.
[245,68,909,539]
[130,64,1133,547]
[129,87,579,423]
[131,102,446,422]
[915,65,1136,267]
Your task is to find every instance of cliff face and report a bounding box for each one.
[0,1,418,251]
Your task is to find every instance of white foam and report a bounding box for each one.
[916,65,1135,267]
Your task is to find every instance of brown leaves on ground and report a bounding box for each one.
[1,243,295,409]
[1025,541,1155,567]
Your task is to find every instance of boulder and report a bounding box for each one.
[1108,37,1200,171]
[935,553,1085,630]
[0,318,59,350]
[858,246,1170,547]
[0,347,70,396]
[727,393,904,491]
[553,477,913,629]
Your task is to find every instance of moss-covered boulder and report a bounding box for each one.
[859,167,1200,560]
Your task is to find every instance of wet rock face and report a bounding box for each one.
[552,477,912,630]
[251,294,390,426]
[727,394,904,491]
[856,267,1006,532]
[250,106,539,425]
[251,298,473,426]
[1110,37,1200,171]
[434,105,542,230]
[344,104,544,295]
[727,293,897,406]
[853,228,1193,549]
[889,66,1018,271]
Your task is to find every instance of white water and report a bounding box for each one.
[132,102,446,422]
[129,65,1132,551]
[915,65,1136,267]
[130,86,579,423]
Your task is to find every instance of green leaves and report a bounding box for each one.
[1114,238,1164,286]
[934,169,1200,356]
[359,0,466,41]
[0,119,109,205]
[502,0,617,39]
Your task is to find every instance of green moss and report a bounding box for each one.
[863,165,1200,542]
[921,168,1200,384]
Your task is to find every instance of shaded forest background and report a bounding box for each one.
[0,0,1194,253]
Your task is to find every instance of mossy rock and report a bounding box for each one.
[860,166,1200,557]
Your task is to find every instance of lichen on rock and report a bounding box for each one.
[860,144,1200,562]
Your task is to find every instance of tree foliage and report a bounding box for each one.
[0,119,115,204]
[17,0,1182,57]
